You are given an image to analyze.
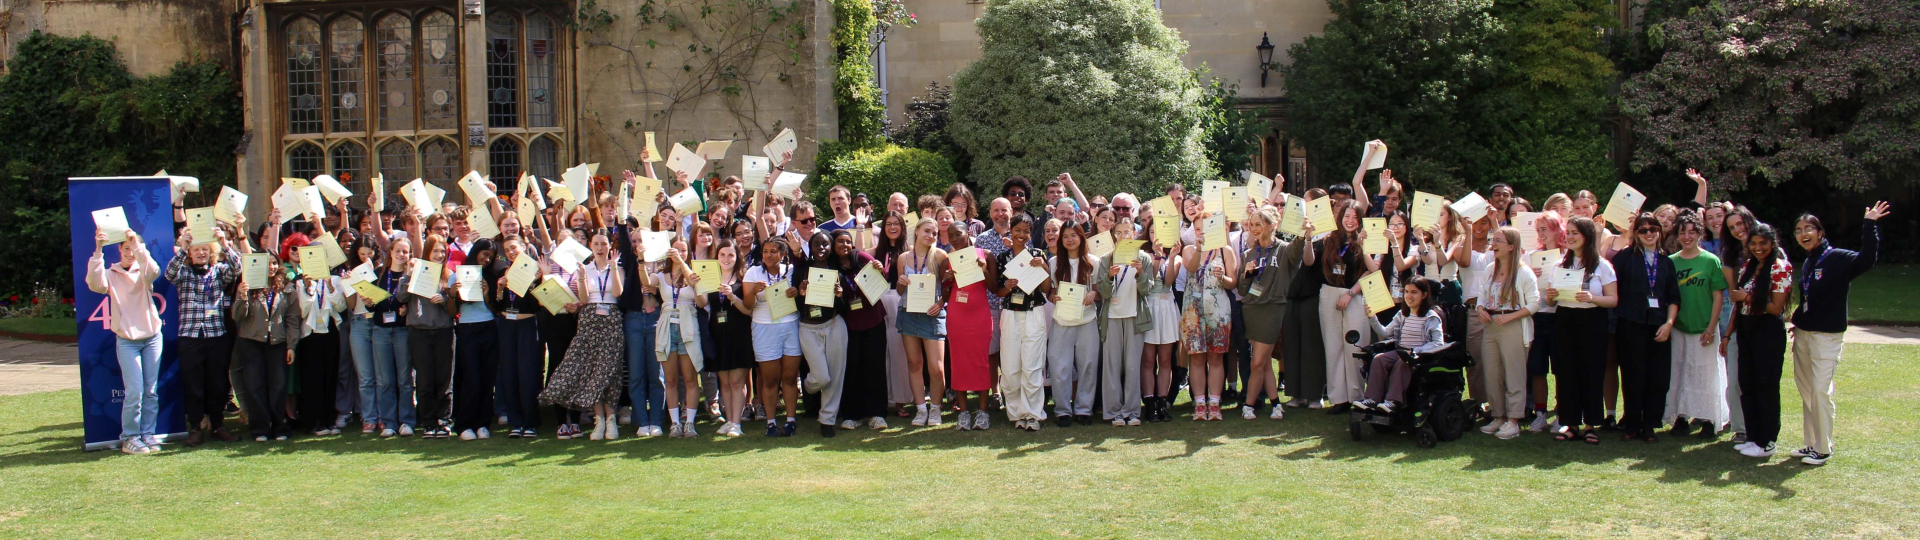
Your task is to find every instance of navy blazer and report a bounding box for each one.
[1610,246,1682,325]
[1792,220,1879,333]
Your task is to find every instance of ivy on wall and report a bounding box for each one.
[829,0,885,146]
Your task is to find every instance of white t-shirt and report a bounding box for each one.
[1108,265,1139,319]
[657,271,697,323]
[1461,249,1495,301]
[744,264,797,324]
[583,262,619,304]
[1049,256,1099,326]
[1541,255,1616,310]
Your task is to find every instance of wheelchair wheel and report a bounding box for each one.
[1349,419,1365,441]
[1414,427,1438,448]
[1435,399,1469,442]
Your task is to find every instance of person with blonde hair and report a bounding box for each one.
[88,229,166,453]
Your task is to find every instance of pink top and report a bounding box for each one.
[86,244,164,341]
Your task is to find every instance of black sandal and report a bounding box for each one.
[1583,429,1601,445]
[1553,426,1576,441]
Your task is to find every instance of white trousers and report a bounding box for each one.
[1792,329,1844,454]
[799,318,848,424]
[999,310,1050,422]
[1319,284,1369,405]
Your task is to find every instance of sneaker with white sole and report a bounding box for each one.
[397,424,414,437]
[974,414,990,431]
[1376,401,1398,414]
[120,439,147,455]
[1740,442,1776,458]
[840,419,859,430]
[1270,405,1285,420]
[911,405,929,427]
[927,409,943,426]
[682,422,698,438]
[380,428,396,437]
[459,429,477,441]
[1495,422,1521,440]
[1734,442,1757,453]
[1527,415,1550,433]
[1788,447,1816,459]
[618,407,633,425]
[1800,451,1830,465]
[1112,416,1126,426]
[1126,416,1142,426]
[476,427,491,439]
[1481,420,1503,434]
[498,415,510,426]
[957,411,974,431]
[606,424,620,440]
[668,423,684,438]
[1242,405,1257,420]
[868,417,889,430]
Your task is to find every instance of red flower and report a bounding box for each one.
[7,295,16,302]
[30,297,39,304]
[62,298,74,304]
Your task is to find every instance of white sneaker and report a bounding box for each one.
[668,423,684,438]
[682,422,698,437]
[911,405,929,427]
[721,422,740,437]
[1481,420,1503,434]
[1126,416,1142,426]
[1734,442,1758,453]
[927,409,943,426]
[840,419,859,430]
[1307,400,1326,410]
[957,411,975,431]
[589,422,605,441]
[459,429,477,441]
[476,427,491,439]
[1788,447,1816,459]
[1495,422,1521,440]
[380,428,396,437]
[1242,406,1257,420]
[1113,416,1127,427]
[1528,415,1550,432]
[497,415,509,426]
[397,424,414,437]
[1740,443,1775,458]
[120,439,147,455]
[606,424,620,440]
[868,417,890,430]
[1270,405,1285,420]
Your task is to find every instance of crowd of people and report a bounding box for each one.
[88,147,1890,467]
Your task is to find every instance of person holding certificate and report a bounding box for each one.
[1319,199,1380,415]
[538,230,629,442]
[790,232,849,437]
[164,222,248,446]
[536,228,586,439]
[232,255,303,442]
[1354,279,1449,414]
[489,236,548,438]
[290,238,347,438]
[637,238,703,439]
[935,225,994,431]
[360,239,418,438]
[1279,190,1328,411]
[827,230,894,433]
[1047,223,1105,427]
[895,219,951,427]
[87,230,166,454]
[445,239,498,441]
[399,235,457,439]
[1785,202,1888,465]
[1181,209,1240,422]
[1135,218,1182,423]
[702,240,758,437]
[867,211,914,418]
[1541,217,1619,444]
[742,237,804,437]
[1473,227,1540,440]
[1236,205,1307,421]
[1098,223,1152,426]
[1522,211,1569,433]
[994,213,1053,431]
[1608,215,1682,443]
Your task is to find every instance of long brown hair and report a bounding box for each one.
[1561,217,1601,277]
[1052,222,1093,285]
[1320,198,1360,283]
[1491,226,1522,308]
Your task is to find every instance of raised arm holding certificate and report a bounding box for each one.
[506,254,540,295]
[458,171,492,208]
[904,273,937,313]
[561,164,591,207]
[1244,172,1274,205]
[467,206,500,239]
[1411,191,1445,231]
[668,187,703,216]
[400,179,436,216]
[551,238,589,272]
[1114,240,1145,266]
[186,208,217,246]
[742,155,771,191]
[763,128,797,163]
[1361,140,1389,170]
[950,247,986,287]
[1601,182,1646,231]
[1515,212,1541,250]
[1086,231,1115,258]
[1450,192,1489,222]
[1222,187,1248,223]
[214,186,248,225]
[641,231,675,262]
[1202,215,1228,252]
[1278,194,1305,237]
[314,174,352,204]
[1053,282,1088,322]
[1358,271,1394,314]
[666,144,705,183]
[317,231,349,267]
[1362,218,1388,255]
[805,267,839,308]
[407,259,444,298]
[1005,251,1050,294]
[242,254,272,289]
[531,276,576,315]
[1152,216,1179,249]
[92,207,129,245]
[270,183,301,224]
[456,265,484,301]
[1202,181,1228,214]
[1148,195,1179,218]
[771,171,807,200]
[695,140,733,160]
[642,132,663,162]
[1306,196,1336,234]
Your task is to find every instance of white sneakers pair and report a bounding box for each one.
[1736,441,1775,458]
[1482,420,1522,440]
[911,405,946,427]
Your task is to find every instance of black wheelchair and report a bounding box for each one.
[1344,303,1477,448]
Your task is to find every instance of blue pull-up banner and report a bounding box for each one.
[69,176,185,450]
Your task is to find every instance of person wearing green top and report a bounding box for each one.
[1666,212,1728,436]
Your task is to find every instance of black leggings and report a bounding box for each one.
[1737,315,1787,446]
[540,313,580,425]
[409,327,455,430]
[1552,307,1609,428]
[294,328,339,431]
[178,335,234,430]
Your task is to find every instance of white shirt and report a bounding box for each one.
[657,271,696,322]
[744,264,797,324]
[583,262,619,304]
[1049,257,1098,326]
[1541,255,1616,310]
[1109,265,1139,319]
[1461,249,1495,301]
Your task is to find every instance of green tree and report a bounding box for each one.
[0,32,242,294]
[1281,0,1506,195]
[949,0,1210,209]
[1195,70,1268,179]
[1481,0,1617,199]
[1619,0,1920,194]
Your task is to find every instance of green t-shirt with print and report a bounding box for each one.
[1670,250,1726,334]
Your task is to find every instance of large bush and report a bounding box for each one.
[949,0,1210,212]
[0,32,243,295]
[818,144,959,209]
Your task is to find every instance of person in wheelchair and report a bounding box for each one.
[1354,278,1450,414]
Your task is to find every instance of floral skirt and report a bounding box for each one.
[1180,287,1231,355]
[539,306,627,410]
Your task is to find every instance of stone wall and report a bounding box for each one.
[1,0,235,75]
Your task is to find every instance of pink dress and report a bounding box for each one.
[945,247,993,392]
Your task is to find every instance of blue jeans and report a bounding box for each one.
[115,334,163,441]
[369,325,416,427]
[625,310,665,427]
[349,316,377,426]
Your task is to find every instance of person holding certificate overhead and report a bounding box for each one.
[232,255,303,442]
[1785,202,1888,465]
[743,237,804,437]
[536,228,585,440]
[1046,223,1105,427]
[400,235,457,439]
[1236,205,1307,421]
[1542,217,1619,445]
[791,232,849,437]
[88,230,167,454]
[164,221,248,446]
[1181,209,1239,421]
[290,238,347,438]
[538,229,628,442]
[895,219,951,427]
[829,229,894,433]
[1320,199,1380,415]
[994,213,1053,431]
[637,238,703,439]
[1279,190,1328,412]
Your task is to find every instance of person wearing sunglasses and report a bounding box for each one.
[1610,215,1680,442]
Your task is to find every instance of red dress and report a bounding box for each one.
[945,247,993,392]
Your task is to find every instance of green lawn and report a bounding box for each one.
[0,317,76,337]
[1848,263,1920,325]
[2,344,1915,538]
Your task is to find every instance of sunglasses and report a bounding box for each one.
[1636,228,1658,234]
[1113,206,1134,212]
[798,217,818,225]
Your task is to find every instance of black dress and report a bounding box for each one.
[702,277,758,372]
